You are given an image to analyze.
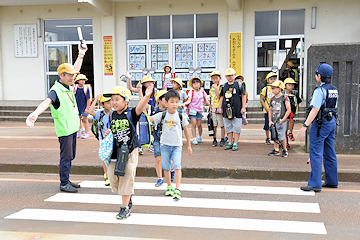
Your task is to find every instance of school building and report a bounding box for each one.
[0,0,359,101]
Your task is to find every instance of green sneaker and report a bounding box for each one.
[224,142,233,150]
[173,189,181,200]
[165,185,174,196]
[232,143,239,151]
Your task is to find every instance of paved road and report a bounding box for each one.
[1,173,359,240]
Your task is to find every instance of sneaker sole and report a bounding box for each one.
[116,213,131,220]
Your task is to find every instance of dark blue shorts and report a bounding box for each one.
[263,113,269,131]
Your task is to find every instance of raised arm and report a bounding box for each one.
[25,98,53,127]
[73,40,87,72]
[88,94,101,117]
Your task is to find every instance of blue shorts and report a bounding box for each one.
[153,139,161,157]
[79,110,89,117]
[160,144,182,171]
[263,113,269,131]
[189,112,203,120]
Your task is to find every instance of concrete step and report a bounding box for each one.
[0,110,52,117]
[0,115,54,122]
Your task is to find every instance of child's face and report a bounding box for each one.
[166,97,179,113]
[285,83,294,92]
[172,81,180,90]
[192,80,201,90]
[143,81,154,88]
[271,86,281,95]
[267,77,276,84]
[111,94,127,113]
[165,67,171,73]
[102,100,112,110]
[77,79,85,86]
[211,75,221,84]
[225,74,235,82]
[158,97,167,108]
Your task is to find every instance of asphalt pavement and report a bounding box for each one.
[0,121,359,183]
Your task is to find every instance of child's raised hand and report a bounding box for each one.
[145,84,154,97]
[136,82,142,90]
[125,71,132,80]
[96,94,102,100]
[212,83,218,88]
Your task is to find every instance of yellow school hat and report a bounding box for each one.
[75,74,88,82]
[57,63,80,75]
[163,65,172,71]
[265,72,277,80]
[189,77,203,89]
[284,78,297,85]
[155,90,168,102]
[225,68,236,76]
[210,71,221,77]
[268,80,285,90]
[141,75,156,84]
[99,95,111,103]
[170,78,183,88]
[287,61,294,67]
[103,86,132,101]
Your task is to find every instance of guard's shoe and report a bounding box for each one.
[155,178,164,187]
[173,189,181,200]
[116,205,131,219]
[265,138,271,145]
[219,138,225,147]
[165,185,174,196]
[81,133,89,139]
[322,184,338,188]
[170,170,175,182]
[224,142,233,150]
[60,183,78,193]
[281,149,288,158]
[300,186,321,192]
[288,133,295,141]
[212,139,218,146]
[69,181,80,188]
[268,149,280,156]
[197,136,203,143]
[192,138,198,145]
[232,143,239,151]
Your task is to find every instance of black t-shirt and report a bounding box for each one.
[110,108,140,158]
[220,82,246,118]
[47,80,69,110]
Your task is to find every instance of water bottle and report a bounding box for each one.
[114,143,129,176]
[207,113,214,136]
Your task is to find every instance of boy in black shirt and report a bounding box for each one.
[219,68,246,151]
[103,84,153,220]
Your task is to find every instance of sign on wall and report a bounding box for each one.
[103,36,113,75]
[230,32,242,74]
[14,24,38,58]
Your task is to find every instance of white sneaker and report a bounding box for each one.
[192,137,198,145]
[197,135,202,143]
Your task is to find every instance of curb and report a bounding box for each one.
[1,164,359,183]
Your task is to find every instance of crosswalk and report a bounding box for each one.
[4,181,327,235]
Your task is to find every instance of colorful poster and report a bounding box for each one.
[103,36,113,75]
[230,32,242,74]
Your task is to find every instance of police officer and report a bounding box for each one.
[296,63,339,192]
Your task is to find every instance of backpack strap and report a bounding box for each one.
[73,84,78,95]
[98,110,106,140]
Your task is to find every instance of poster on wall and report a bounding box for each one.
[129,45,146,70]
[103,36,113,75]
[14,24,38,58]
[197,43,216,68]
[151,44,169,70]
[230,32,242,74]
[175,44,193,69]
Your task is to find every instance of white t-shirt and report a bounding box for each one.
[152,111,189,146]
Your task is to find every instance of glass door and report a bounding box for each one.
[255,40,278,97]
[45,44,69,91]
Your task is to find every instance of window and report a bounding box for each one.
[173,15,194,38]
[196,14,218,38]
[149,16,170,39]
[255,11,278,36]
[126,17,147,40]
[44,19,93,42]
[281,10,305,35]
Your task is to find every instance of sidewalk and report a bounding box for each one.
[0,121,359,183]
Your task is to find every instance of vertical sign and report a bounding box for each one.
[14,24,38,58]
[230,32,242,74]
[103,36,113,75]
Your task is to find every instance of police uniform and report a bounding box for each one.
[308,82,339,189]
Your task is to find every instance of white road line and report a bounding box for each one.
[79,181,315,196]
[5,209,327,235]
[45,193,320,213]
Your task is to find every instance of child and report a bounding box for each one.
[74,74,91,139]
[170,78,190,113]
[209,71,226,147]
[283,78,302,144]
[152,90,168,187]
[88,94,112,186]
[268,80,291,158]
[219,68,246,151]
[103,84,154,220]
[163,65,175,90]
[149,90,192,200]
[260,72,277,145]
[187,77,210,145]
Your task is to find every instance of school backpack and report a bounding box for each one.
[137,111,152,148]
[270,94,297,121]
[91,109,106,140]
[259,86,269,111]
[157,111,183,138]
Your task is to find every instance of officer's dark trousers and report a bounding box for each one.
[308,118,338,188]
[58,132,77,186]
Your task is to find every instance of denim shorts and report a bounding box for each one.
[153,139,161,157]
[160,144,182,171]
[263,113,269,131]
[189,112,203,120]
[79,110,89,117]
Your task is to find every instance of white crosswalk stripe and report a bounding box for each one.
[4,181,326,235]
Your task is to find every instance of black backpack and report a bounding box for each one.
[91,110,105,140]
